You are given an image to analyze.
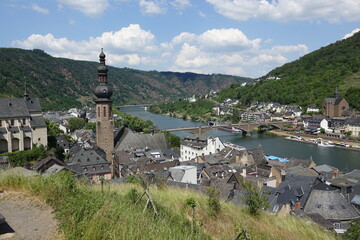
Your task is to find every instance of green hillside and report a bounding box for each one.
[0,48,251,111]
[0,172,339,240]
[217,32,360,110]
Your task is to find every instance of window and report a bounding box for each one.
[103,106,106,117]
[38,138,41,141]
[98,107,100,117]
[0,121,2,127]
[22,119,26,125]
[11,119,14,126]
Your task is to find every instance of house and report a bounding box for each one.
[304,181,360,233]
[322,89,349,118]
[345,117,360,137]
[180,135,225,162]
[56,135,71,154]
[307,105,320,113]
[68,148,111,183]
[0,95,47,153]
[169,165,197,184]
[32,156,65,173]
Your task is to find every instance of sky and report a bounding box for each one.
[1,0,360,78]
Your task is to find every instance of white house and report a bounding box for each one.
[307,105,320,113]
[320,118,331,132]
[345,118,360,137]
[180,135,225,162]
[169,165,197,184]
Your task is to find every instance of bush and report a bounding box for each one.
[206,187,221,217]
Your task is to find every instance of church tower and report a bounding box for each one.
[95,49,114,163]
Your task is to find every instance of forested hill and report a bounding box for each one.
[217,32,360,110]
[0,48,251,110]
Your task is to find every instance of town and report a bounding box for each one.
[1,50,360,239]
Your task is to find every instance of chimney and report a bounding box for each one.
[281,168,286,182]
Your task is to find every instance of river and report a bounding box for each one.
[120,106,360,171]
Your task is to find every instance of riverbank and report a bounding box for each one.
[270,130,360,150]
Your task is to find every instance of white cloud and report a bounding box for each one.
[139,0,166,15]
[343,28,360,39]
[170,0,191,10]
[198,28,260,52]
[57,0,109,17]
[12,25,309,77]
[172,32,197,45]
[31,4,49,14]
[206,0,360,22]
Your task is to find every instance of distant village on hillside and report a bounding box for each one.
[1,50,360,236]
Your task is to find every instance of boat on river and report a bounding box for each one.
[318,140,335,148]
[218,126,242,133]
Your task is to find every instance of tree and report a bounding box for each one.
[231,108,240,123]
[320,128,326,134]
[84,122,96,132]
[68,117,86,132]
[45,119,63,136]
[344,220,360,240]
[241,179,270,216]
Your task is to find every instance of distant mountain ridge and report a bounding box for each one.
[217,32,360,110]
[0,48,251,110]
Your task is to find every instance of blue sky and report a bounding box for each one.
[1,0,359,78]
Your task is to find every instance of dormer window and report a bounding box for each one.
[84,167,87,172]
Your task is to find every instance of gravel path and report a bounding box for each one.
[0,192,62,240]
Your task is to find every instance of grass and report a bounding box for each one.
[0,172,341,240]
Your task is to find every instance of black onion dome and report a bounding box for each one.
[99,49,106,59]
[95,83,113,99]
[97,64,108,74]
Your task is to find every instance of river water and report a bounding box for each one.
[120,106,360,171]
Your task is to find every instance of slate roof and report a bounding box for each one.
[306,213,334,229]
[33,156,65,173]
[170,165,196,182]
[30,116,46,127]
[324,97,344,105]
[304,187,360,220]
[0,98,30,118]
[248,145,267,166]
[114,129,169,152]
[140,160,179,174]
[24,98,42,113]
[327,170,360,187]
[314,164,336,173]
[274,174,317,207]
[68,149,111,175]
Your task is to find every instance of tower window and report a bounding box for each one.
[98,107,100,117]
[103,106,106,117]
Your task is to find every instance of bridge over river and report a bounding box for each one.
[165,121,293,135]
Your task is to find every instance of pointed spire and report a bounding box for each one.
[24,81,29,100]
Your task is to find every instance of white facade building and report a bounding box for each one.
[180,135,225,162]
[0,96,47,153]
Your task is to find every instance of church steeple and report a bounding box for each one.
[95,49,112,99]
[95,49,114,167]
